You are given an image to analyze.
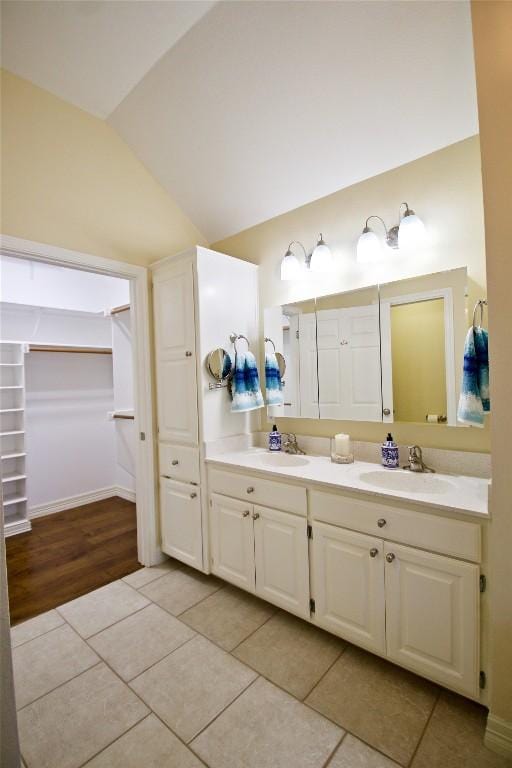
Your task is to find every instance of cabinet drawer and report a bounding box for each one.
[310,489,481,563]
[159,443,200,484]
[208,467,307,517]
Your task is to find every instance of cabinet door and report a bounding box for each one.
[153,262,198,444]
[311,522,385,654]
[210,494,255,593]
[254,505,310,618]
[384,542,479,697]
[160,478,203,570]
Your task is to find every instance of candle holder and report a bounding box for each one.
[330,438,354,464]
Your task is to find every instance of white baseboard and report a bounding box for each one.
[485,714,512,759]
[29,486,135,519]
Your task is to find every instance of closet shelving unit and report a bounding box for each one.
[0,341,31,536]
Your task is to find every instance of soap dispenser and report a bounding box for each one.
[381,433,399,469]
[269,424,282,452]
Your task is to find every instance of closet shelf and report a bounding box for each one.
[0,386,23,390]
[29,344,112,354]
[1,452,27,460]
[2,473,27,483]
[0,363,23,367]
[0,430,25,437]
[3,494,28,507]
[0,408,24,413]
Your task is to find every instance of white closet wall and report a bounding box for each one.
[112,310,135,497]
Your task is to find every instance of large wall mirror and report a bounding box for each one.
[263,267,468,425]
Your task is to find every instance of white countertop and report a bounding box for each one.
[205,448,489,518]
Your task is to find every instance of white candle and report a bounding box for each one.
[335,433,350,456]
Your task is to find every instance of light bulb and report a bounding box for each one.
[398,211,426,250]
[309,234,333,273]
[357,228,382,263]
[280,250,303,280]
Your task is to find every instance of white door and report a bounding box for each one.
[153,262,198,444]
[253,505,310,618]
[311,522,386,654]
[160,478,203,569]
[210,494,255,593]
[298,313,319,418]
[384,542,479,697]
[317,308,344,420]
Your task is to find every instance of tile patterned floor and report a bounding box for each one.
[12,561,511,768]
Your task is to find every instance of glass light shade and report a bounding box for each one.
[398,213,426,250]
[280,251,303,280]
[357,229,382,263]
[309,242,333,273]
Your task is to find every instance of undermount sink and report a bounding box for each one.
[359,470,455,495]
[257,452,310,468]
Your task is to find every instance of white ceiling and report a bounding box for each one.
[1,0,215,117]
[1,1,478,242]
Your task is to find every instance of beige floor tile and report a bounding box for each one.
[122,560,181,589]
[58,579,150,638]
[83,714,203,768]
[18,663,149,768]
[305,646,438,766]
[330,734,401,768]
[130,634,257,742]
[412,691,512,768]
[180,584,275,651]
[234,610,345,699]
[11,609,65,648]
[88,603,195,680]
[13,624,99,709]
[191,676,343,768]
[139,567,223,616]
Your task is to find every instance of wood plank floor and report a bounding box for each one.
[6,496,140,625]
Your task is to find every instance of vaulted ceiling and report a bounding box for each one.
[1,0,478,243]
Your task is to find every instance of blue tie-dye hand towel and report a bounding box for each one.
[265,352,284,407]
[457,326,490,427]
[231,349,264,412]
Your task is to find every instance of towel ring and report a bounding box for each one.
[472,299,488,328]
[230,333,250,352]
[264,337,276,352]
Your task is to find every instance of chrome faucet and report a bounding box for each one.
[403,445,435,473]
[281,433,306,455]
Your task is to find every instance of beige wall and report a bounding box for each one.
[214,136,489,452]
[0,70,206,266]
[472,0,512,731]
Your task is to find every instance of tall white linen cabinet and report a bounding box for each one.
[152,247,259,572]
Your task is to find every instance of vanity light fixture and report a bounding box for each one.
[280,234,333,280]
[356,202,425,263]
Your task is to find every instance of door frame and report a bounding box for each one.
[0,234,161,566]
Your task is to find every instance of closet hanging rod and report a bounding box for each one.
[29,344,112,354]
[110,304,131,315]
[112,413,135,420]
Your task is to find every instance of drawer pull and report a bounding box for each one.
[247,486,255,494]
[171,459,179,466]
[386,552,396,563]
[377,518,387,528]
[369,547,379,558]
[252,512,260,520]
[242,510,250,518]
[190,492,197,499]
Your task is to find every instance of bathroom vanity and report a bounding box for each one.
[205,448,489,702]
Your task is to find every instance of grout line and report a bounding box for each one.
[149,711,211,768]
[406,688,442,767]
[301,641,349,703]
[10,615,67,649]
[187,675,261,746]
[16,661,104,713]
[72,713,154,768]
[322,730,348,768]
[124,633,198,684]
[83,602,154,641]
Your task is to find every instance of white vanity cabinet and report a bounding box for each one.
[160,478,203,569]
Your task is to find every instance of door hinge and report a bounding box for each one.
[309,598,315,613]
[479,671,487,689]
[307,524,313,539]
[296,329,300,340]
[209,498,212,507]
[139,431,146,441]
[480,574,487,593]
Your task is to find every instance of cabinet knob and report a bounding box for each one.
[242,510,250,518]
[252,512,260,520]
[246,486,255,494]
[383,408,391,416]
[185,351,193,357]
[377,518,387,528]
[171,459,179,466]
[369,547,379,558]
[190,492,197,499]
[386,552,396,563]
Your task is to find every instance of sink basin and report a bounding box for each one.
[359,470,454,495]
[257,452,310,468]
